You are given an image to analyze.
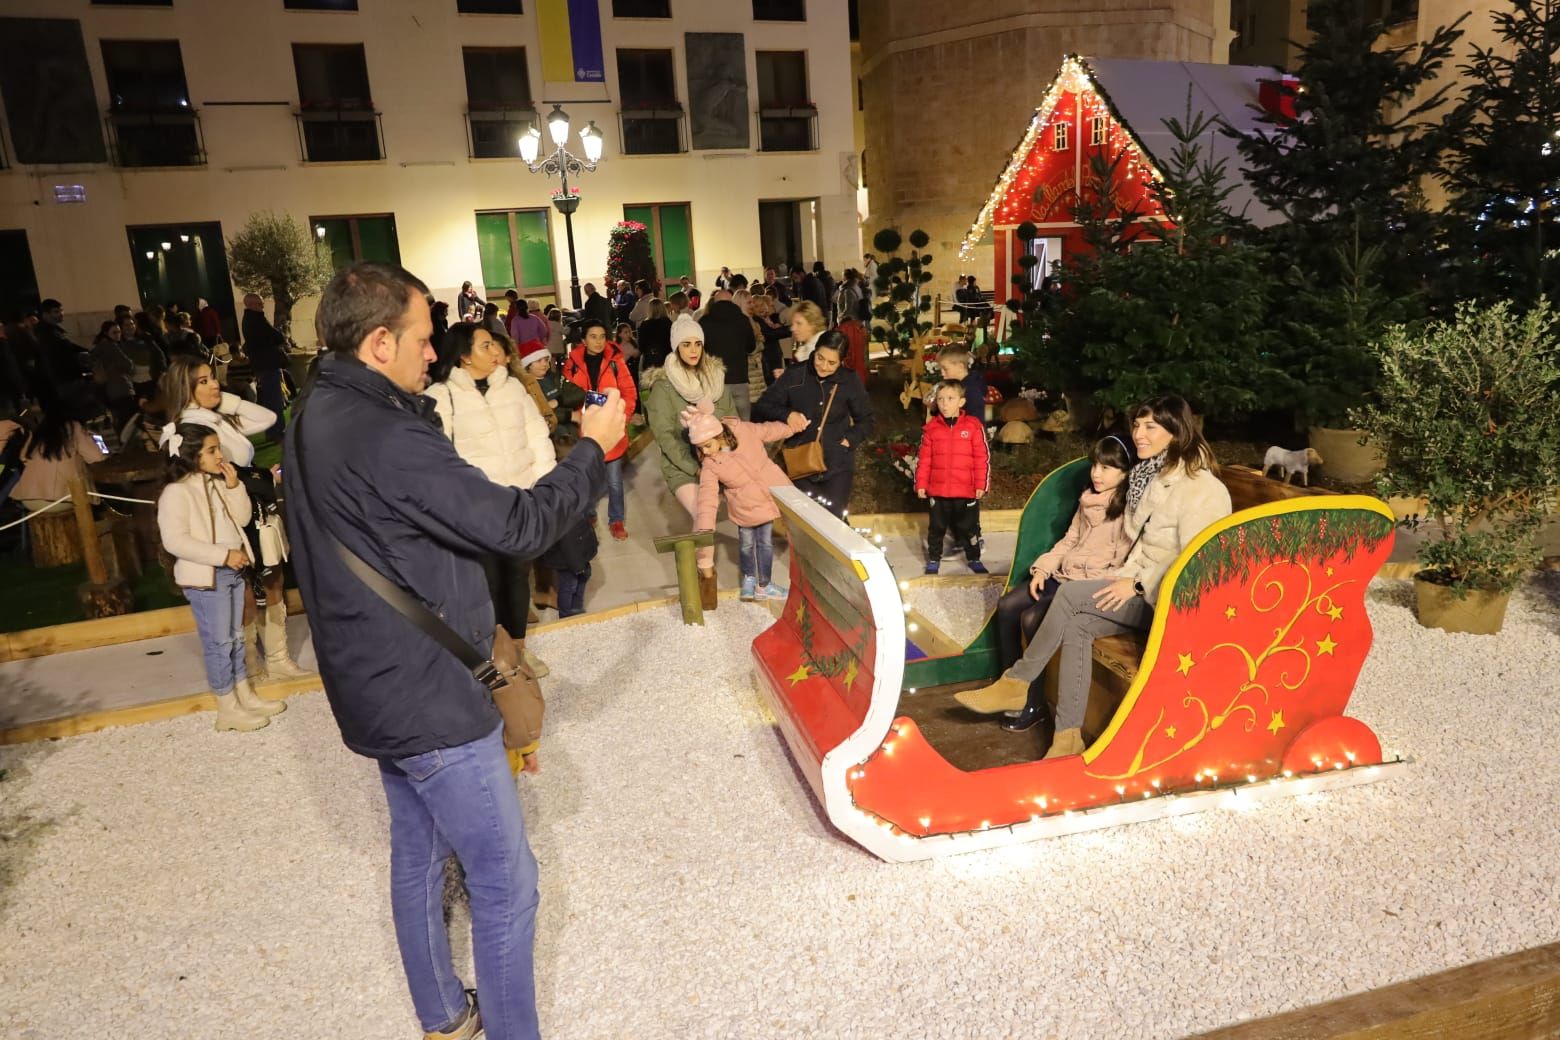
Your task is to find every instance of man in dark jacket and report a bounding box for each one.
[698,290,758,419]
[283,262,622,1040]
[33,298,93,410]
[792,268,828,312]
[579,282,615,331]
[241,293,291,440]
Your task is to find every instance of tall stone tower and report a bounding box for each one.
[859,0,1231,280]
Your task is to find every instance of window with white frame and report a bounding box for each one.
[1053,121,1069,151]
[1090,115,1106,147]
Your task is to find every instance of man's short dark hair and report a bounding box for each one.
[40,298,61,312]
[578,319,608,336]
[730,273,749,290]
[315,262,431,355]
[505,289,518,301]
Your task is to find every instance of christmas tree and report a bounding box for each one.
[1227,0,1464,426]
[606,221,657,292]
[1442,0,1560,307]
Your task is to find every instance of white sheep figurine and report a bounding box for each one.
[1262,445,1324,486]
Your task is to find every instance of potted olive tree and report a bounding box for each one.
[1352,299,1560,633]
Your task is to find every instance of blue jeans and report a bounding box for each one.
[556,566,590,617]
[595,457,624,525]
[184,567,246,694]
[378,724,540,1040]
[739,522,774,586]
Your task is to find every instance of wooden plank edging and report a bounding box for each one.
[1185,941,1560,1040]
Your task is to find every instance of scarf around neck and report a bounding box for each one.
[1126,450,1167,515]
[662,356,726,404]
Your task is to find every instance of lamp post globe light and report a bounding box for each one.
[519,103,605,311]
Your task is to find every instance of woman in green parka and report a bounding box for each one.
[642,313,736,597]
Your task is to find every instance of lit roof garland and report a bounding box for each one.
[958,54,1167,261]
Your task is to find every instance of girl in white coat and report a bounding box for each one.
[161,358,310,681]
[425,324,556,675]
[157,422,285,731]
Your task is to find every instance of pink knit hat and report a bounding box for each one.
[678,399,724,445]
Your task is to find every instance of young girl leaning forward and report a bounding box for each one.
[157,422,286,732]
[986,435,1135,704]
[682,399,809,601]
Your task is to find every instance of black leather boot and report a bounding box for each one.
[1002,700,1049,732]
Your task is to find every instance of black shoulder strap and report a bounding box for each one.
[292,409,494,681]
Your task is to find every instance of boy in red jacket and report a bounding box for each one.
[915,380,990,574]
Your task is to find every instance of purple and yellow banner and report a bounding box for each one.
[538,0,605,83]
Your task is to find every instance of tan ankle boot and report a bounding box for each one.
[515,637,550,678]
[214,691,269,732]
[1043,727,1085,760]
[698,568,718,611]
[954,674,1031,715]
[233,676,285,717]
[262,601,312,678]
[243,622,267,682]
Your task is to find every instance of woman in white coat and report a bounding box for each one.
[955,395,1232,759]
[161,356,311,682]
[425,323,556,675]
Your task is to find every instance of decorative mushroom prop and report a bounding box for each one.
[983,384,1004,424]
[996,420,1035,451]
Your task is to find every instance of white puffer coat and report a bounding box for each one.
[424,365,556,490]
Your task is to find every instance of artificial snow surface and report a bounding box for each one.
[2,581,1558,1039]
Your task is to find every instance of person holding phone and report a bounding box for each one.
[0,399,106,516]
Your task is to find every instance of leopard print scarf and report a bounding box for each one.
[1126,450,1166,515]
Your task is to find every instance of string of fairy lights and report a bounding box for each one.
[958,54,1167,263]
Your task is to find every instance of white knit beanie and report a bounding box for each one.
[670,313,705,348]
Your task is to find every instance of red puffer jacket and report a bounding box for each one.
[561,342,638,461]
[914,413,989,499]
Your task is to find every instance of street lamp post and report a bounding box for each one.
[520,103,604,312]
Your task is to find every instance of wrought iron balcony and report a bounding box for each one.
[295,104,383,163]
[619,101,685,155]
[105,106,205,168]
[466,108,538,159]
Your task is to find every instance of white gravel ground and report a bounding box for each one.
[908,579,1005,646]
[2,580,1558,1040]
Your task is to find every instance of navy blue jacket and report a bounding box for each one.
[957,366,988,423]
[283,353,605,759]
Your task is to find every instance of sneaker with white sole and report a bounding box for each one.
[758,582,788,601]
[740,575,757,601]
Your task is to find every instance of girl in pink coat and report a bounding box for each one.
[991,434,1135,672]
[682,400,809,602]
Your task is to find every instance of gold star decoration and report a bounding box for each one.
[1327,605,1344,621]
[794,600,807,625]
[1326,566,1335,576]
[786,664,811,685]
[1268,710,1285,735]
[1176,653,1195,676]
[1224,605,1237,620]
[843,659,859,689]
[1316,634,1337,656]
[1164,725,1178,739]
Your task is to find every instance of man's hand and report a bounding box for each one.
[579,387,626,454]
[224,548,248,569]
[1092,577,1139,612]
[840,438,850,449]
[975,488,986,499]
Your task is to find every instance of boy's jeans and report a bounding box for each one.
[184,566,246,693]
[739,522,774,586]
[595,457,625,525]
[378,723,541,1040]
[556,566,590,617]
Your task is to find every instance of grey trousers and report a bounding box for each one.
[1005,578,1155,731]
[727,381,752,420]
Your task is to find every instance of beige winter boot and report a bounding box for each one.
[1043,727,1086,760]
[214,691,269,732]
[243,621,268,682]
[953,674,1031,715]
[262,601,312,679]
[233,676,285,718]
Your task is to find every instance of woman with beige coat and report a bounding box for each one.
[957,395,1232,758]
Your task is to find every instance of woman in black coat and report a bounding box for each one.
[751,331,873,519]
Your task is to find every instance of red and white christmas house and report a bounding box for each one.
[960,54,1294,295]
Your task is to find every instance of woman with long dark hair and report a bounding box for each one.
[957,395,1232,760]
[751,330,873,520]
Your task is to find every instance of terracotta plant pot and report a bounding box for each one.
[1308,426,1386,485]
[1413,576,1511,635]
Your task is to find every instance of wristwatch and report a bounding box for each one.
[1132,580,1145,597]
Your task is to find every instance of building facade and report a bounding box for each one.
[857,0,1232,288]
[0,0,857,343]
